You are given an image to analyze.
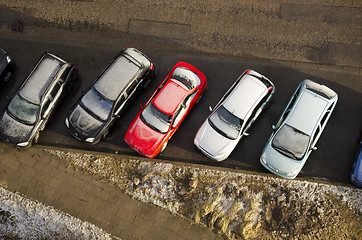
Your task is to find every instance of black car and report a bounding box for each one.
[0,52,77,148]
[65,47,154,144]
[0,48,13,87]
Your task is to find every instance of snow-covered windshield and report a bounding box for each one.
[272,124,310,160]
[208,106,243,140]
[171,67,200,90]
[8,94,39,125]
[141,103,171,133]
[81,88,114,122]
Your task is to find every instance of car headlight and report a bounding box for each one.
[17,142,29,147]
[85,138,95,143]
[64,118,69,128]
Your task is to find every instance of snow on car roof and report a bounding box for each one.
[94,55,142,101]
[287,90,329,135]
[19,54,64,104]
[223,75,267,119]
[153,79,189,115]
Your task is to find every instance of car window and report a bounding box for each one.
[140,103,172,133]
[41,98,51,117]
[312,126,320,145]
[81,88,114,121]
[171,67,200,90]
[8,94,39,125]
[114,94,126,115]
[126,79,138,95]
[208,106,243,140]
[49,81,61,99]
[272,124,310,160]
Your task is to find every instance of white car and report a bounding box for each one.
[260,80,338,179]
[194,69,275,161]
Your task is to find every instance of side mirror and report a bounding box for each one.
[208,106,213,112]
[272,125,276,130]
[243,132,249,137]
[140,104,143,109]
[311,146,318,151]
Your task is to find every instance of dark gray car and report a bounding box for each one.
[0,52,77,148]
[65,47,154,144]
[0,48,13,87]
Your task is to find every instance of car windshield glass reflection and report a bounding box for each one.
[8,94,39,125]
[171,67,200,90]
[208,106,242,140]
[81,88,114,122]
[272,124,310,160]
[141,103,171,133]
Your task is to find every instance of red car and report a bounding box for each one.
[124,62,207,158]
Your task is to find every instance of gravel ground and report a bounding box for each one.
[0,186,112,239]
[48,150,361,240]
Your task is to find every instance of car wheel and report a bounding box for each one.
[33,131,40,144]
[102,128,109,139]
[143,79,151,89]
[160,142,168,153]
[196,95,202,104]
[4,72,11,82]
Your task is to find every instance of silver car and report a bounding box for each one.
[260,80,338,179]
[194,69,275,161]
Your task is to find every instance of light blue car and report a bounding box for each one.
[260,80,338,179]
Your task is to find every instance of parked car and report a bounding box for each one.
[65,47,154,144]
[124,61,207,158]
[0,52,77,148]
[194,70,275,161]
[260,80,338,179]
[351,138,362,188]
[0,48,13,86]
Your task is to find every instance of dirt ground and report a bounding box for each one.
[49,150,362,240]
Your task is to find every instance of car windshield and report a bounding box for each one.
[171,67,200,90]
[8,94,39,125]
[81,88,114,122]
[140,103,171,133]
[208,106,243,140]
[272,124,310,160]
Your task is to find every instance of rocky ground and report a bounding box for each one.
[44,150,361,240]
[0,186,111,239]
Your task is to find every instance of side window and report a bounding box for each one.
[172,106,186,128]
[50,82,61,99]
[41,98,51,117]
[114,95,126,115]
[126,79,138,95]
[59,67,70,82]
[312,126,320,145]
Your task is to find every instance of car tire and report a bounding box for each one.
[4,72,11,82]
[143,79,151,89]
[196,95,202,104]
[102,128,109,139]
[160,142,168,153]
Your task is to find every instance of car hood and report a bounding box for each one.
[0,111,33,144]
[125,117,165,157]
[195,121,237,161]
[68,105,105,138]
[262,141,303,179]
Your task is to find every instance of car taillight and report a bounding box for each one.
[149,62,154,71]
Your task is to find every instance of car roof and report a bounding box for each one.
[287,89,329,135]
[19,54,65,105]
[223,75,267,119]
[94,54,142,101]
[153,79,189,115]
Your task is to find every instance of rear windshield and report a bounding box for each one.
[171,67,200,90]
[305,80,336,99]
